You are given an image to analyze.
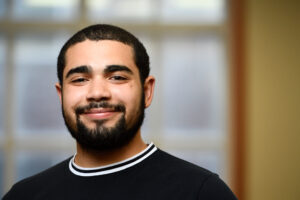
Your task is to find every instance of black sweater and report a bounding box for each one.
[3,143,237,200]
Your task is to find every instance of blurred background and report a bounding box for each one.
[0,0,299,199]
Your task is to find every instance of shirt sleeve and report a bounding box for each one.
[197,174,238,200]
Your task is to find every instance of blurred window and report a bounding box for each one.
[0,36,5,134]
[14,33,69,135]
[161,0,226,24]
[86,0,226,24]
[0,0,6,18]
[86,0,155,22]
[12,0,80,21]
[162,33,227,136]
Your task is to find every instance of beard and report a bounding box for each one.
[62,95,145,151]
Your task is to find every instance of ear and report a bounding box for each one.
[55,83,62,104]
[143,76,155,108]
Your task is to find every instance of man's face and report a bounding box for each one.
[56,40,154,150]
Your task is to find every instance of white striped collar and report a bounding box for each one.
[69,143,157,177]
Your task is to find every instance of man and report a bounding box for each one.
[3,24,237,199]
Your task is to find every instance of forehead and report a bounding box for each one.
[64,40,137,74]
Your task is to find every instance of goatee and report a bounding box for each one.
[62,98,145,151]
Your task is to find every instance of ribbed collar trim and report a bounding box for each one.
[69,143,157,177]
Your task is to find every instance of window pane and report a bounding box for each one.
[161,0,226,24]
[86,0,155,22]
[14,33,69,135]
[161,33,227,136]
[0,0,6,18]
[12,0,80,21]
[15,151,72,182]
[0,36,5,134]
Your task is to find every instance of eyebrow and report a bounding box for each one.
[104,65,133,75]
[65,65,91,79]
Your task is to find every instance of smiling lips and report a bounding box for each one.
[82,108,118,120]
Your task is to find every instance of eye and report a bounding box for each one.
[110,75,127,81]
[71,78,88,83]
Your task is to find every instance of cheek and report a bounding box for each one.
[122,85,143,113]
[62,87,86,111]
[117,82,141,101]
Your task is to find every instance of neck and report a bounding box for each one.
[74,131,147,168]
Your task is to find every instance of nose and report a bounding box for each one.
[86,78,111,101]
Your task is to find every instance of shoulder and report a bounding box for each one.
[150,149,213,178]
[2,157,71,200]
[147,149,237,199]
[197,173,238,199]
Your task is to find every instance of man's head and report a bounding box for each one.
[55,24,155,151]
[57,24,150,85]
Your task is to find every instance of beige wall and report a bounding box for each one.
[245,0,300,199]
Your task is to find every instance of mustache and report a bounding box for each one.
[75,102,126,115]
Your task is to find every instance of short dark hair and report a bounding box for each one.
[57,24,150,85]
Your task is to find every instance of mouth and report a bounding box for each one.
[82,108,119,120]
[76,102,126,121]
